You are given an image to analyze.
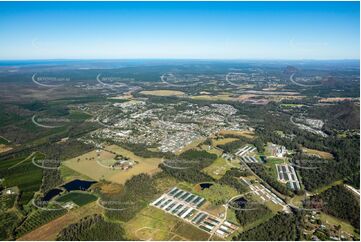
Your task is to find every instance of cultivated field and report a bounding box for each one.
[62,145,162,184]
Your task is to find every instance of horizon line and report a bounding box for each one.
[0,58,359,62]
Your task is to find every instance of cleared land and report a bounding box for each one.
[62,144,162,184]
[17,202,101,241]
[0,144,12,153]
[140,90,185,96]
[211,137,238,146]
[218,130,255,139]
[320,212,358,237]
[302,148,334,160]
[202,157,239,180]
[125,206,209,241]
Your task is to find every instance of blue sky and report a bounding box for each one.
[0,1,359,60]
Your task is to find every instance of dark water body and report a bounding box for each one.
[62,179,97,192]
[260,155,267,163]
[42,188,63,201]
[232,197,248,208]
[199,183,213,190]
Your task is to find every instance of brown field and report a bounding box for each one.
[62,145,162,184]
[93,182,123,195]
[18,202,101,241]
[319,97,354,103]
[0,144,12,153]
[211,137,238,146]
[218,129,255,139]
[302,148,334,160]
[140,90,185,96]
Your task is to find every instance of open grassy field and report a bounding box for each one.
[202,157,239,180]
[218,130,255,139]
[56,192,97,206]
[124,206,209,241]
[211,137,238,146]
[59,165,93,182]
[320,212,359,237]
[62,144,162,184]
[140,90,185,96]
[175,137,206,155]
[200,145,223,156]
[302,148,334,160]
[18,202,101,241]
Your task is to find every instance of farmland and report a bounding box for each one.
[18,202,102,241]
[124,206,210,241]
[62,145,162,184]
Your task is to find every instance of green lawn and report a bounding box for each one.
[56,192,97,206]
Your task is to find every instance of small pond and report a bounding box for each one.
[62,179,97,192]
[42,188,63,201]
[199,183,214,190]
[231,197,248,208]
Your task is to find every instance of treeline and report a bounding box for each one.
[234,213,297,241]
[310,185,360,229]
[293,133,359,191]
[292,152,344,191]
[217,138,249,153]
[102,173,157,222]
[118,141,172,158]
[308,101,360,131]
[56,214,126,241]
[248,163,294,197]
[160,149,216,184]
[219,169,250,193]
[235,202,272,226]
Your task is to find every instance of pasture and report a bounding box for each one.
[62,145,162,184]
[124,206,210,241]
[202,157,239,180]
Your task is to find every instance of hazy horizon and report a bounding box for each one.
[0,1,359,60]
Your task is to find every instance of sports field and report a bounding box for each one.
[62,145,162,184]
